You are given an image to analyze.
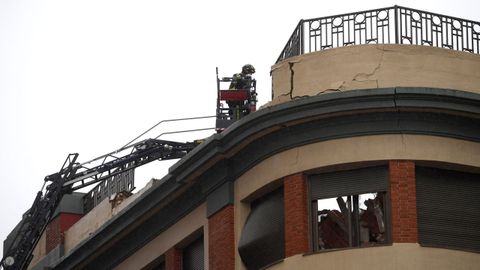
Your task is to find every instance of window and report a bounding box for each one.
[309,166,389,251]
[313,192,387,250]
[151,261,165,270]
[416,167,480,251]
[238,188,284,270]
[183,235,204,270]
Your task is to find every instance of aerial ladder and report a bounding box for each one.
[1,67,258,270]
[1,138,202,270]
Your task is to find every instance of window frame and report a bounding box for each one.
[311,191,390,251]
[308,166,391,252]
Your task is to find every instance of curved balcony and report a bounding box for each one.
[276,6,480,64]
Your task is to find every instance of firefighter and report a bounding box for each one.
[229,64,256,90]
[228,64,255,120]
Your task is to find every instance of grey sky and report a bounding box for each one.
[0,0,478,256]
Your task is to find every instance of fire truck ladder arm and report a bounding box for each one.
[1,115,215,270]
[64,139,199,191]
[1,154,78,270]
[1,138,202,270]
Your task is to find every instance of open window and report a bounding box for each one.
[309,166,389,251]
[313,192,386,250]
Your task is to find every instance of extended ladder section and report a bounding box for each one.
[1,154,78,270]
[1,139,201,270]
[215,68,257,132]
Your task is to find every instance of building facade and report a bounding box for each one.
[23,6,480,270]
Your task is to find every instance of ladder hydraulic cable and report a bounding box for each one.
[1,117,215,270]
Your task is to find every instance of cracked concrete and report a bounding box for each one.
[287,59,312,100]
[289,61,295,99]
[351,46,384,89]
[266,44,480,107]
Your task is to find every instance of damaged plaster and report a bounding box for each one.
[266,44,480,107]
[351,46,386,89]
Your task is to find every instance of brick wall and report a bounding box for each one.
[389,160,418,243]
[208,205,234,270]
[284,173,309,257]
[165,247,182,270]
[46,215,61,253]
[46,213,82,253]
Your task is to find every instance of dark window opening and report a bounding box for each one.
[313,192,387,250]
[183,235,204,270]
[151,261,165,270]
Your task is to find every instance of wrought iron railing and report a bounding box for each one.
[276,6,480,63]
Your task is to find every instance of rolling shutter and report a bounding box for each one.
[310,166,388,199]
[183,236,204,270]
[416,167,480,251]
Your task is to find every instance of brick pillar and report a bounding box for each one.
[389,160,418,243]
[284,173,309,257]
[208,205,235,270]
[165,247,182,270]
[46,213,82,252]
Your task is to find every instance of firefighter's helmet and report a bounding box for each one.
[242,64,255,75]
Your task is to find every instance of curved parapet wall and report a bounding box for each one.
[269,44,480,107]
